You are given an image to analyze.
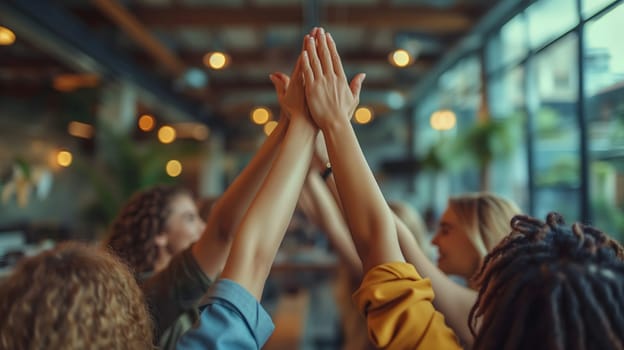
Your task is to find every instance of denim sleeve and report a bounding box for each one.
[176,279,275,350]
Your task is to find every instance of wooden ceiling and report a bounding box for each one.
[0,0,498,136]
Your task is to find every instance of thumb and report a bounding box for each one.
[350,73,366,99]
[269,73,287,96]
[274,72,290,90]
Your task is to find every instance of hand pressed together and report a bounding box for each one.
[301,28,365,131]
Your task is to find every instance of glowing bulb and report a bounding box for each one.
[57,150,73,167]
[251,107,271,125]
[158,126,176,144]
[138,114,155,131]
[430,109,457,131]
[166,160,182,177]
[204,52,228,70]
[264,121,278,135]
[0,26,16,46]
[390,49,411,68]
[354,107,373,124]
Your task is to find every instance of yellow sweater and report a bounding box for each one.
[352,262,463,350]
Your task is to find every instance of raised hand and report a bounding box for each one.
[301,28,365,130]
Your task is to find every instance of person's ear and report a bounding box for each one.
[154,233,168,248]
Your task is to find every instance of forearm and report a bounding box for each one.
[306,172,362,277]
[221,118,316,299]
[192,119,288,278]
[395,215,476,346]
[212,118,289,239]
[323,119,403,271]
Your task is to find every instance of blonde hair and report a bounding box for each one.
[389,201,428,247]
[447,193,521,259]
[0,242,153,350]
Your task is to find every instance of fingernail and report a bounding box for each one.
[327,32,333,41]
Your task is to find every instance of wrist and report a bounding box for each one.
[320,114,350,134]
[290,115,318,136]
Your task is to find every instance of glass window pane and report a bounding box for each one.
[584,2,624,242]
[582,0,616,18]
[530,34,581,221]
[486,13,528,72]
[527,0,577,49]
[489,67,529,211]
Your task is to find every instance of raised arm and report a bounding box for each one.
[219,54,316,299]
[178,52,317,350]
[302,29,403,271]
[303,171,362,277]
[302,28,461,350]
[191,116,288,279]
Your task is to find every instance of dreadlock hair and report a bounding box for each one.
[105,185,191,275]
[468,212,624,350]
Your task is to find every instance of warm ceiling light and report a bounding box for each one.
[57,150,73,167]
[138,114,155,131]
[251,107,271,125]
[0,26,16,46]
[390,49,411,68]
[158,126,176,144]
[53,74,99,92]
[263,121,278,136]
[430,109,457,131]
[203,52,229,70]
[166,160,182,177]
[354,107,373,124]
[68,121,94,139]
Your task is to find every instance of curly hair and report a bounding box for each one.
[105,185,190,274]
[0,242,154,350]
[469,212,624,350]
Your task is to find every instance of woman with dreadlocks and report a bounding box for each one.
[468,212,624,350]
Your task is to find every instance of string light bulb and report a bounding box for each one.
[354,107,373,124]
[430,109,457,131]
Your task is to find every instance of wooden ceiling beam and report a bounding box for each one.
[91,0,187,77]
[76,5,480,32]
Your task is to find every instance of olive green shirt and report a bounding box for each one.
[141,246,213,350]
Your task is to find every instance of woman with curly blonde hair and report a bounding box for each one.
[0,242,153,350]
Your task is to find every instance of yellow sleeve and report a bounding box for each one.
[353,262,462,350]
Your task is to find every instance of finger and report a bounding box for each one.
[301,50,315,84]
[349,73,366,99]
[305,35,323,79]
[326,32,346,79]
[274,72,290,90]
[291,54,303,84]
[269,73,288,97]
[269,74,284,96]
[316,28,334,75]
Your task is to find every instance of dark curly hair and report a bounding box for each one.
[469,212,624,350]
[0,242,153,349]
[105,185,191,274]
